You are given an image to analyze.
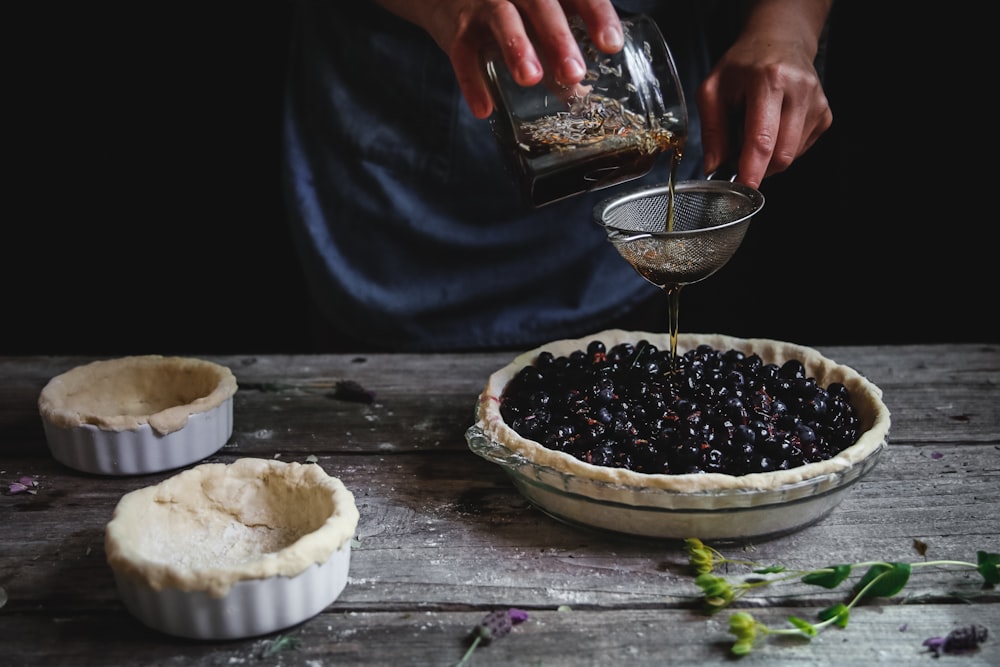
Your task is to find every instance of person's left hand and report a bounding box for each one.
[697,9,833,189]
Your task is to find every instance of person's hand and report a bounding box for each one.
[374,0,623,119]
[697,0,834,189]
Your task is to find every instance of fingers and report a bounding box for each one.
[698,59,833,189]
[738,68,832,188]
[497,0,623,88]
[452,39,497,119]
[695,73,730,178]
[486,1,546,87]
[453,2,539,119]
[456,1,622,117]
[737,83,784,190]
[508,1,584,88]
[567,0,624,54]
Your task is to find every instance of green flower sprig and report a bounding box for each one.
[683,538,1000,655]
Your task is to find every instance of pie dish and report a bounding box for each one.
[38,355,238,475]
[104,458,360,639]
[469,329,892,541]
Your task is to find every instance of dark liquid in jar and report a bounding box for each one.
[491,94,685,208]
[522,143,666,207]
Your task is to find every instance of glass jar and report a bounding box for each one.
[483,14,688,208]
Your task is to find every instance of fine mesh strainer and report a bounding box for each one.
[594,179,765,366]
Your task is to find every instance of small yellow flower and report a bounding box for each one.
[728,611,765,655]
[694,573,735,611]
[684,538,717,575]
[729,611,758,637]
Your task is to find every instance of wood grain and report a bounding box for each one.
[1,345,998,665]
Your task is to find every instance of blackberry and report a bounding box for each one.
[499,339,863,476]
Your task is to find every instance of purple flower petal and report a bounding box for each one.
[924,625,989,656]
[509,608,529,624]
[923,636,946,657]
[6,476,38,495]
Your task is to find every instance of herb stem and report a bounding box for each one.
[454,636,482,667]
[912,559,978,569]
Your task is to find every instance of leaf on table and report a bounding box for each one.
[855,563,911,598]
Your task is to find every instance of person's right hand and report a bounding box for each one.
[696,0,834,189]
[374,1,624,119]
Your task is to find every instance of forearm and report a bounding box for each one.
[738,0,833,58]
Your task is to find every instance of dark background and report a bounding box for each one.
[5,4,993,355]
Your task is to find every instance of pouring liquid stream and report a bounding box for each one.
[599,150,764,377]
[664,149,681,369]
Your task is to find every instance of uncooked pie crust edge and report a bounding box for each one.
[475,329,892,494]
[104,458,360,598]
[38,355,239,435]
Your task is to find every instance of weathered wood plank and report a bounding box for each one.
[4,345,998,454]
[3,444,997,608]
[1,347,997,667]
[2,605,998,666]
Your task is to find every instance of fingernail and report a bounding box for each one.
[519,60,542,82]
[602,25,624,51]
[561,57,586,83]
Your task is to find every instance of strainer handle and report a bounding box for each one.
[707,162,738,182]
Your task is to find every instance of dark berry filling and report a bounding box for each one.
[499,339,862,476]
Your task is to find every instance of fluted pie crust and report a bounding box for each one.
[38,355,238,436]
[475,329,891,493]
[105,458,360,598]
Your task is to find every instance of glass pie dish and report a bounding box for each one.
[468,330,892,541]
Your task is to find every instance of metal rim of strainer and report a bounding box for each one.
[593,179,765,238]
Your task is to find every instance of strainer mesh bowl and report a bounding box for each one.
[594,180,765,286]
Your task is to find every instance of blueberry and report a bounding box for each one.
[499,341,861,476]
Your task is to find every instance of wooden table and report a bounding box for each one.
[2,344,999,666]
